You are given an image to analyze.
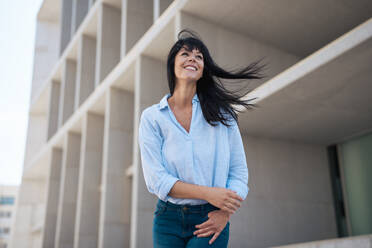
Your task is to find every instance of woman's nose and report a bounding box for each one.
[188,56,196,62]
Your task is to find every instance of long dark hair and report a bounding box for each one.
[167,29,266,127]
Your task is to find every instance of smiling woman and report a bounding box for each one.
[138,29,266,248]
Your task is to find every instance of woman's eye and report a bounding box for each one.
[196,55,203,60]
[181,52,188,56]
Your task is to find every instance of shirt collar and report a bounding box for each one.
[159,93,199,110]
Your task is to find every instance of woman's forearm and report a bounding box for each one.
[168,180,210,201]
[168,180,244,215]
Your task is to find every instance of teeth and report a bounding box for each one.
[185,66,196,71]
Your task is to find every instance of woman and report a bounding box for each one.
[138,30,264,247]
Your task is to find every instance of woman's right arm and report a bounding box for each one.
[138,109,180,202]
[169,181,243,215]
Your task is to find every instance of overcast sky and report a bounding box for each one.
[0,0,43,185]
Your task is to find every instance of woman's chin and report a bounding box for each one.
[177,75,201,83]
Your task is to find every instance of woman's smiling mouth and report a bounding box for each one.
[184,65,197,71]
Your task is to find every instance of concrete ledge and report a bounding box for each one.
[272,235,372,248]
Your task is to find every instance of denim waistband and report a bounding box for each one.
[157,199,218,212]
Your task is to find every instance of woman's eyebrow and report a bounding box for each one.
[180,46,202,56]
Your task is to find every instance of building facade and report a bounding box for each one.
[0,186,18,248]
[12,0,372,247]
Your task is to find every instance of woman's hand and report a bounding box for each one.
[204,187,243,214]
[194,210,230,244]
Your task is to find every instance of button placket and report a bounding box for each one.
[166,98,197,138]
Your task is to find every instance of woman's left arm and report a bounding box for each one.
[193,209,231,244]
[226,119,249,200]
[194,120,249,243]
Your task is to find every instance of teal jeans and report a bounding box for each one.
[153,199,230,248]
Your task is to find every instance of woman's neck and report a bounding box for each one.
[168,80,196,109]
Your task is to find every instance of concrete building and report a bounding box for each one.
[12,0,372,247]
[0,185,18,248]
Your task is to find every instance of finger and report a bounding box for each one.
[209,232,221,244]
[226,201,238,211]
[223,202,237,213]
[230,192,243,202]
[229,199,241,208]
[194,227,213,235]
[195,219,212,229]
[222,206,235,215]
[197,230,214,238]
[222,204,235,214]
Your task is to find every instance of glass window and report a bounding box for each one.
[0,211,11,218]
[0,196,15,205]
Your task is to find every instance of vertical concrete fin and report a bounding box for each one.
[95,4,121,87]
[74,112,105,248]
[130,55,168,248]
[47,80,61,140]
[58,59,77,128]
[98,88,134,248]
[121,0,153,57]
[59,0,74,55]
[71,0,90,36]
[42,148,63,248]
[55,132,82,248]
[75,35,96,109]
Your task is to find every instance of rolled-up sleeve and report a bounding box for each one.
[138,109,179,201]
[226,119,249,200]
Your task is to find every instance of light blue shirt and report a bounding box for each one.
[138,93,249,205]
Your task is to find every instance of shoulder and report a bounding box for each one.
[141,104,161,122]
[219,108,238,129]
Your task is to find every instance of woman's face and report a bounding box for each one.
[174,46,204,83]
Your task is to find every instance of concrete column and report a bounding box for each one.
[55,132,81,248]
[31,21,60,100]
[98,88,134,248]
[88,0,96,8]
[47,80,61,140]
[121,0,153,58]
[58,59,77,127]
[130,56,169,248]
[74,113,105,248]
[71,0,90,36]
[23,113,48,163]
[159,0,173,15]
[11,179,47,247]
[153,0,173,21]
[95,4,121,86]
[42,148,63,248]
[153,0,159,23]
[75,35,96,109]
[60,0,74,55]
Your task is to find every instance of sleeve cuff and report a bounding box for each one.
[227,180,249,200]
[158,175,179,202]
